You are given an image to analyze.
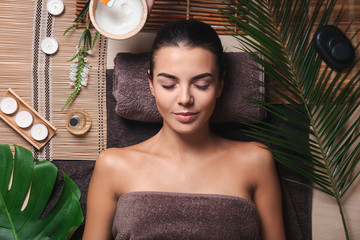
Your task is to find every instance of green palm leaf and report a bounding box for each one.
[0,144,84,240]
[220,0,359,239]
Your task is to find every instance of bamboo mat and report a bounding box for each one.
[0,0,107,161]
[76,0,243,35]
[143,0,243,35]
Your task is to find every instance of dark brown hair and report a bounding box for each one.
[149,20,224,79]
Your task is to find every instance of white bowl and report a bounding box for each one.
[89,0,148,40]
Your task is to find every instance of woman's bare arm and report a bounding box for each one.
[83,150,119,240]
[252,143,286,240]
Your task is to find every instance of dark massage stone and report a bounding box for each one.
[313,25,355,70]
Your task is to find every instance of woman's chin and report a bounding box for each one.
[166,121,209,136]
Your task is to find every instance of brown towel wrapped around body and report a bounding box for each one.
[112,191,261,240]
[112,52,265,123]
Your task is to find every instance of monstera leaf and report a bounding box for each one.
[0,144,83,240]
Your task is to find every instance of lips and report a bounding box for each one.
[173,112,199,123]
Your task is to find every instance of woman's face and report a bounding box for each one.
[149,45,223,135]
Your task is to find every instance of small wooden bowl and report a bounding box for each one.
[89,0,148,40]
[65,109,92,135]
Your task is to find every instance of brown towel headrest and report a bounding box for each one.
[112,52,265,123]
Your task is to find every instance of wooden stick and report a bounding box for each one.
[149,11,236,20]
[150,7,232,15]
[154,0,234,4]
[147,15,235,26]
[148,15,188,20]
[186,0,190,20]
[190,0,234,4]
[76,7,87,11]
[151,9,187,15]
[152,5,187,10]
[188,15,229,21]
[148,14,232,22]
[189,8,232,15]
[151,10,231,19]
[143,25,237,35]
[154,0,187,5]
[190,3,231,9]
[153,2,231,10]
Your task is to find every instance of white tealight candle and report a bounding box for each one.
[41,37,59,55]
[0,97,18,115]
[15,111,33,128]
[31,123,49,141]
[47,0,64,15]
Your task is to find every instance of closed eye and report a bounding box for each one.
[157,73,177,89]
[162,84,176,89]
[195,85,209,90]
[192,73,213,90]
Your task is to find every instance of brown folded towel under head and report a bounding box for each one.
[112,52,265,123]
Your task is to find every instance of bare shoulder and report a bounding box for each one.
[242,141,273,163]
[92,146,144,195]
[96,147,129,168]
[226,140,272,161]
[94,146,144,173]
[245,141,274,171]
[224,140,275,174]
[238,142,278,186]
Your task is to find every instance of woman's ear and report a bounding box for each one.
[148,69,155,96]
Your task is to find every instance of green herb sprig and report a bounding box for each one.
[62,0,99,111]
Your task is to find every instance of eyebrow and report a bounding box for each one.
[157,73,178,80]
[157,72,213,81]
[191,73,213,81]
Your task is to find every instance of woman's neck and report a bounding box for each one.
[150,124,220,161]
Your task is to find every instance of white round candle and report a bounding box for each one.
[47,0,64,16]
[41,37,58,55]
[31,123,49,141]
[0,97,18,115]
[15,111,33,128]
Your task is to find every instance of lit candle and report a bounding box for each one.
[15,111,33,128]
[41,37,59,55]
[47,0,64,16]
[0,97,18,115]
[31,123,49,141]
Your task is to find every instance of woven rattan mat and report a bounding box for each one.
[0,0,107,161]
[76,0,243,34]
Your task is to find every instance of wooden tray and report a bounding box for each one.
[0,88,57,150]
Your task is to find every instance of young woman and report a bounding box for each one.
[83,20,285,240]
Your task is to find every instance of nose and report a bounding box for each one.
[177,86,194,106]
